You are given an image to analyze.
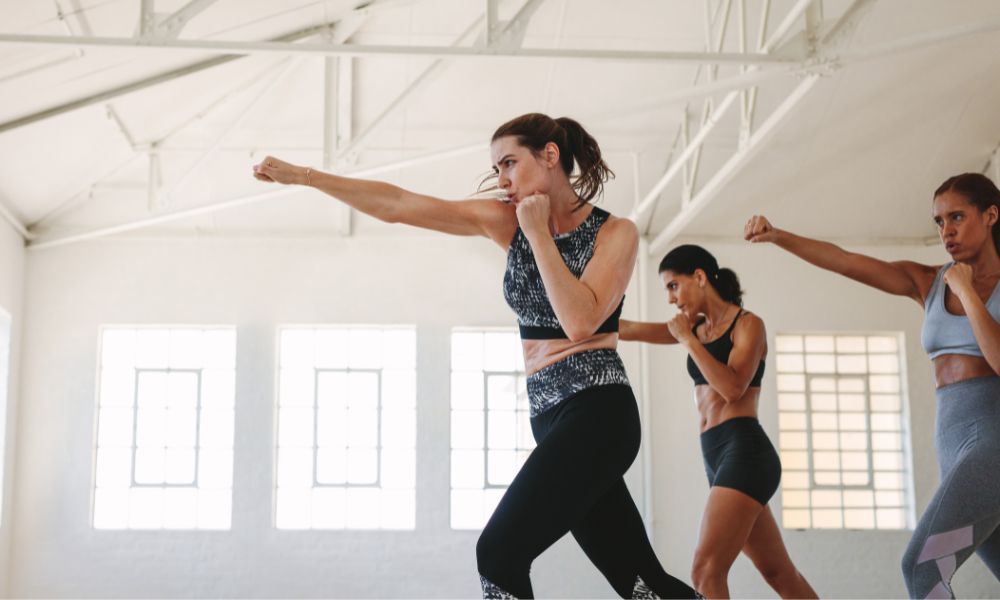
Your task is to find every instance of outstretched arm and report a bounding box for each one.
[253,156,516,247]
[744,215,936,305]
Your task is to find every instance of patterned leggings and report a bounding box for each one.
[901,376,1000,598]
[476,384,698,599]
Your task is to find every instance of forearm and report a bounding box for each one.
[961,299,1000,374]
[529,236,606,340]
[685,341,746,402]
[308,169,406,222]
[771,229,853,274]
[620,319,673,344]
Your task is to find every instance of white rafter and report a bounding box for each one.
[27,142,487,250]
[648,74,819,255]
[0,32,797,65]
[637,0,823,244]
[153,0,222,40]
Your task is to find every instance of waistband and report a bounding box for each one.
[699,416,766,448]
[526,348,630,417]
[935,375,1000,424]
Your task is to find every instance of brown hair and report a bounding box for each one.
[935,173,1000,256]
[486,113,614,209]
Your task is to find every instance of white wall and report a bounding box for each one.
[11,234,650,599]
[645,240,998,599]
[12,233,1000,598]
[0,218,25,596]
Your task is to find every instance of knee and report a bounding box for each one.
[691,553,728,590]
[900,537,921,580]
[756,562,796,590]
[477,525,521,578]
[476,529,502,576]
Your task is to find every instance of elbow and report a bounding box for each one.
[564,327,593,343]
[720,385,748,404]
[563,319,602,343]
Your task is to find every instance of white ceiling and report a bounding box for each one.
[1,0,999,251]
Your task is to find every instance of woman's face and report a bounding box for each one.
[660,269,705,319]
[490,135,559,205]
[933,190,998,261]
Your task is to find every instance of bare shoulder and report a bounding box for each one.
[893,260,941,300]
[733,309,767,342]
[468,199,518,248]
[597,213,639,245]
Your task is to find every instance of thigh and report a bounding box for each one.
[905,438,1000,595]
[483,387,640,558]
[694,486,765,571]
[571,479,698,599]
[741,506,797,575]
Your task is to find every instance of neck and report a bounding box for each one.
[547,181,585,235]
[962,246,1000,279]
[701,295,733,328]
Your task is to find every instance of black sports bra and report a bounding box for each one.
[502,206,622,340]
[686,309,765,388]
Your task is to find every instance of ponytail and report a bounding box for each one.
[488,113,614,208]
[659,244,744,307]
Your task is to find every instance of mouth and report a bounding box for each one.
[945,242,959,253]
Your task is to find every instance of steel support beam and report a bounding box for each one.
[27,142,487,250]
[0,22,338,135]
[648,75,819,254]
[154,0,222,40]
[0,33,798,65]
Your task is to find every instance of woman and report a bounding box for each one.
[253,113,697,599]
[744,172,1000,598]
[619,245,817,599]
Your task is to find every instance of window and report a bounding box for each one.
[275,326,416,530]
[0,308,10,525]
[93,327,236,529]
[775,333,913,530]
[450,329,534,529]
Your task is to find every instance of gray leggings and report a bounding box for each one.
[902,376,1000,598]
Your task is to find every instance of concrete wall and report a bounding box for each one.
[8,233,999,597]
[0,219,26,596]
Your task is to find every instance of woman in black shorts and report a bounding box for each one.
[620,244,817,599]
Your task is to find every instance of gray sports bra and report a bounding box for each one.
[920,263,1000,359]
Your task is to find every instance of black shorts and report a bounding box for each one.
[700,417,781,505]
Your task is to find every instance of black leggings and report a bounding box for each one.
[476,384,698,599]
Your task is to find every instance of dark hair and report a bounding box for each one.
[934,173,1000,256]
[486,113,614,209]
[658,244,744,307]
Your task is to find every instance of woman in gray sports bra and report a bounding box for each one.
[745,172,1000,599]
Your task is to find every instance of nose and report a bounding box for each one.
[668,292,677,304]
[498,172,511,190]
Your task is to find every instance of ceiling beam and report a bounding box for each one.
[0,33,797,65]
[153,0,222,40]
[647,74,819,255]
[26,142,487,251]
[0,22,338,135]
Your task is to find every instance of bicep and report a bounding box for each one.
[727,317,767,385]
[394,192,515,243]
[842,255,932,302]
